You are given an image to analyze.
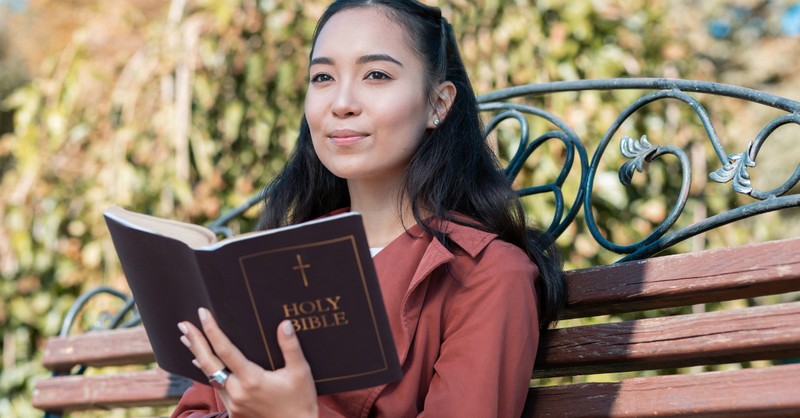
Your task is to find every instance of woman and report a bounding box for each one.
[174,1,564,417]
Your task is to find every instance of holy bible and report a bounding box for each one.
[104,206,401,395]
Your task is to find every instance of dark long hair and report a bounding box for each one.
[258,0,565,328]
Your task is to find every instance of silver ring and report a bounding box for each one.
[207,368,231,389]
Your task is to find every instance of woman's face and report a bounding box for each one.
[305,7,435,186]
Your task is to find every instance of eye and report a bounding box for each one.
[310,73,333,83]
[365,71,391,81]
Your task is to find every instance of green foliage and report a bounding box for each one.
[0,1,797,416]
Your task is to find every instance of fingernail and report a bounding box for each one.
[180,335,191,348]
[177,322,189,334]
[198,308,209,322]
[282,320,294,337]
[192,359,202,369]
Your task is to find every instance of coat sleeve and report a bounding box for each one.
[419,241,540,418]
[170,381,229,418]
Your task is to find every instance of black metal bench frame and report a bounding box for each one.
[34,78,800,417]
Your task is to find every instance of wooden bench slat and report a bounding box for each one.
[524,362,800,417]
[563,236,800,318]
[31,368,191,412]
[535,301,800,378]
[42,327,154,371]
[35,237,800,415]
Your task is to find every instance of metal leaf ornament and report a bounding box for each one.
[619,135,659,186]
[709,149,756,195]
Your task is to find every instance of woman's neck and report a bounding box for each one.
[347,178,417,248]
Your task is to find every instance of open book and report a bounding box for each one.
[104,206,401,395]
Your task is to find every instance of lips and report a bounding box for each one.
[329,129,369,146]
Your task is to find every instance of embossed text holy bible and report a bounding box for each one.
[104,206,401,395]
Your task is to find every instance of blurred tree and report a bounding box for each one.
[0,5,27,134]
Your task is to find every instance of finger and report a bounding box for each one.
[276,320,310,370]
[197,307,255,375]
[177,320,226,376]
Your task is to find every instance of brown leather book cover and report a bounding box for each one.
[104,206,401,395]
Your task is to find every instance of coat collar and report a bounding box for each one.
[329,208,498,259]
[340,214,502,415]
[396,217,498,361]
[424,216,498,259]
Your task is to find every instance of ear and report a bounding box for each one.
[428,81,456,129]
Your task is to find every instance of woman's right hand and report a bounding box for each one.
[178,308,319,418]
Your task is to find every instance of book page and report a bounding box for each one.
[104,206,217,248]
[204,212,361,251]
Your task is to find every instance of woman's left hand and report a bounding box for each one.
[178,308,319,418]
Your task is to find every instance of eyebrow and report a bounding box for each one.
[309,54,404,67]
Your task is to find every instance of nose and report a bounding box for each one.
[331,82,362,119]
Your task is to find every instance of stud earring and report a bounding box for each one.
[433,119,440,126]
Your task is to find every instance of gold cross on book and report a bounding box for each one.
[292,254,311,287]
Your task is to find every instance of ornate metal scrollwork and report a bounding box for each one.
[710,113,800,200]
[481,105,588,237]
[619,135,659,186]
[59,286,140,337]
[476,78,800,261]
[710,148,757,195]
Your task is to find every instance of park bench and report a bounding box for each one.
[33,78,800,417]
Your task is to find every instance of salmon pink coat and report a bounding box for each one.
[172,218,540,418]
